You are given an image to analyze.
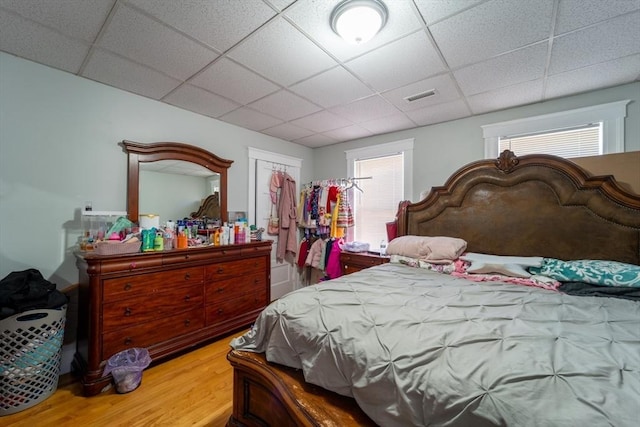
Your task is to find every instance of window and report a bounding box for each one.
[346,139,413,249]
[499,124,601,158]
[482,100,630,159]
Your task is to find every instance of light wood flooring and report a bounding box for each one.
[2,330,246,427]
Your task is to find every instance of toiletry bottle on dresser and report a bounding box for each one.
[229,223,235,244]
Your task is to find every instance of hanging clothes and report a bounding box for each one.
[330,192,345,238]
[276,172,298,262]
[325,238,344,279]
[336,188,354,228]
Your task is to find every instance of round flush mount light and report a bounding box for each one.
[330,0,388,45]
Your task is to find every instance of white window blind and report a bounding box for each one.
[499,124,602,158]
[353,154,403,246]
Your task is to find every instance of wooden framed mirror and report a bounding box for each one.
[121,140,233,224]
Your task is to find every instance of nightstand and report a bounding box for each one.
[340,251,390,276]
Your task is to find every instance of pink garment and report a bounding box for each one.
[276,173,298,262]
[451,271,561,291]
[269,171,283,204]
[325,239,344,279]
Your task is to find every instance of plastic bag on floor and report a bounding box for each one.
[102,347,152,393]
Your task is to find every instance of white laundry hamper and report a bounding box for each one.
[0,305,67,416]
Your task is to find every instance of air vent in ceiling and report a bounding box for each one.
[404,89,437,103]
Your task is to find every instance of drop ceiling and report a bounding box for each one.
[1,0,638,148]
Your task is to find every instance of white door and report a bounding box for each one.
[249,150,302,301]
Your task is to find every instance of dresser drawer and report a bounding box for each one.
[205,272,266,303]
[205,257,267,281]
[205,289,267,326]
[98,255,163,274]
[163,250,215,265]
[103,266,203,300]
[103,283,203,330]
[102,308,205,360]
[340,252,390,275]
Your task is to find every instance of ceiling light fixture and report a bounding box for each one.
[330,0,388,45]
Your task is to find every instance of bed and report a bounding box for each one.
[227,150,640,427]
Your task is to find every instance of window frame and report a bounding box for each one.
[345,139,414,245]
[481,100,630,159]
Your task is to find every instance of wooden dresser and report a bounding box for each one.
[340,251,390,276]
[74,240,271,396]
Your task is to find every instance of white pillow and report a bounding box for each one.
[460,253,543,278]
[386,235,467,264]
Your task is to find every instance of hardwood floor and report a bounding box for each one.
[2,330,247,427]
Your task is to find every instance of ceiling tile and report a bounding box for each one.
[0,10,89,74]
[294,133,338,148]
[555,0,640,34]
[0,0,115,42]
[545,55,640,99]
[227,17,337,86]
[323,125,373,141]
[284,0,423,62]
[405,99,471,126]
[549,11,640,75]
[2,0,638,148]
[414,0,484,25]
[359,113,416,134]
[248,89,321,121]
[430,0,554,68]
[289,66,374,108]
[127,0,276,52]
[219,107,283,131]
[290,110,353,133]
[262,122,315,140]
[164,84,240,118]
[382,74,461,112]
[191,58,280,105]
[98,3,218,80]
[329,95,400,123]
[454,43,548,96]
[83,49,181,99]
[346,31,446,92]
[467,80,544,115]
[268,0,297,12]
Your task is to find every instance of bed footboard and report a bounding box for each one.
[226,350,375,427]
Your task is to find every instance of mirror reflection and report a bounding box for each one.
[139,160,220,225]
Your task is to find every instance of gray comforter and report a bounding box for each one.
[230,262,640,426]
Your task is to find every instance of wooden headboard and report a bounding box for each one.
[397,150,640,265]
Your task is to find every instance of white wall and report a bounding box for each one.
[314,82,640,202]
[0,52,315,286]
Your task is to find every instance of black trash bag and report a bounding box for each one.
[102,348,152,393]
[0,269,68,320]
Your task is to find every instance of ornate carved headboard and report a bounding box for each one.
[190,192,221,219]
[397,151,640,265]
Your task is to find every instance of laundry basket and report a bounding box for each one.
[0,305,67,416]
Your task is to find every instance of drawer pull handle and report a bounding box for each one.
[124,283,132,291]
[124,337,132,345]
[184,294,190,301]
[124,307,131,316]
[217,308,223,315]
[184,255,190,260]
[217,268,224,274]
[129,262,137,269]
[184,273,191,280]
[217,287,224,293]
[184,319,190,326]
[254,279,259,284]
